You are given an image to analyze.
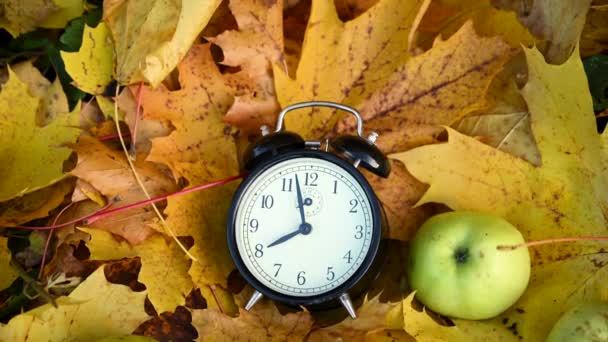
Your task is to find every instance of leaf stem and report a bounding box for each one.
[38,202,74,279]
[497,236,608,251]
[14,202,114,231]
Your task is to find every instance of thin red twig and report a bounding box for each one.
[85,173,246,225]
[497,236,608,251]
[14,202,114,231]
[38,202,74,279]
[98,131,131,141]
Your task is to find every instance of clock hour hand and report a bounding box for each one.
[267,223,312,248]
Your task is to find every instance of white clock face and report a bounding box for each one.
[234,157,374,297]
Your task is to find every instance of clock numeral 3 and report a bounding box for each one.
[297,271,306,285]
[354,225,363,239]
[304,172,318,186]
[349,199,358,213]
[261,195,274,209]
[343,250,352,264]
[281,178,293,192]
[254,244,264,258]
[273,263,282,277]
[249,219,259,232]
[326,266,335,281]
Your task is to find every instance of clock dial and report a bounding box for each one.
[234,157,373,297]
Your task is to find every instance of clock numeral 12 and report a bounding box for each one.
[304,172,318,186]
[261,195,274,209]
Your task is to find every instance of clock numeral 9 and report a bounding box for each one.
[304,172,318,186]
[326,267,335,281]
[249,219,259,232]
[254,244,264,258]
[349,199,358,213]
[354,225,363,239]
[297,271,306,285]
[261,195,274,209]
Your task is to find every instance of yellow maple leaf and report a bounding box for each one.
[392,46,608,264]
[39,0,84,29]
[0,267,149,341]
[0,237,18,290]
[581,4,608,57]
[61,23,114,94]
[409,0,533,52]
[0,68,80,202]
[140,44,239,291]
[0,180,73,226]
[83,228,193,314]
[192,299,313,341]
[103,0,222,86]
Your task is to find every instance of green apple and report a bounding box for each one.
[546,302,608,342]
[407,211,530,320]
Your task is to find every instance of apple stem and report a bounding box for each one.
[497,236,608,251]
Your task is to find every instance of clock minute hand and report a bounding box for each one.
[295,174,306,225]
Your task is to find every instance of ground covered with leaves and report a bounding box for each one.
[0,0,607,341]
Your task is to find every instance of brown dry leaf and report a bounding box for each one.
[213,0,284,133]
[493,0,592,64]
[103,0,222,86]
[192,300,313,341]
[0,179,72,226]
[140,44,239,293]
[581,4,608,57]
[453,54,541,166]
[70,136,178,244]
[408,0,533,53]
[0,0,56,37]
[308,295,401,341]
[71,179,106,206]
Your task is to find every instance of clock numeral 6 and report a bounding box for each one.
[349,199,358,213]
[261,195,274,209]
[326,266,335,281]
[254,244,264,258]
[297,271,306,285]
[249,219,259,232]
[354,225,363,239]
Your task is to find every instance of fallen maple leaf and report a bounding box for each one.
[408,0,533,53]
[192,299,313,341]
[308,295,402,341]
[215,0,284,133]
[84,228,192,314]
[140,44,240,293]
[580,4,608,57]
[494,0,592,64]
[0,266,149,341]
[0,67,80,202]
[0,0,56,37]
[0,236,18,290]
[70,136,178,244]
[393,46,608,265]
[103,0,222,86]
[61,23,114,94]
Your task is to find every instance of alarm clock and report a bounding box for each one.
[227,101,390,319]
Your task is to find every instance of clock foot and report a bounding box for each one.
[339,292,357,319]
[245,290,264,311]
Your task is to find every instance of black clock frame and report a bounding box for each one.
[227,149,383,307]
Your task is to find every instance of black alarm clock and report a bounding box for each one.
[227,101,390,318]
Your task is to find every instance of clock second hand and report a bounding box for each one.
[267,174,313,248]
